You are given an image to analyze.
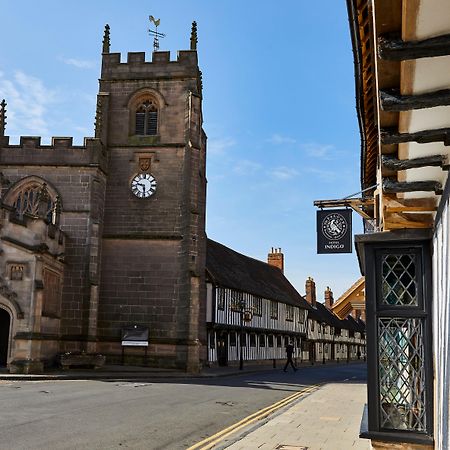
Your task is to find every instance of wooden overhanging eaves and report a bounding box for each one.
[380,88,450,112]
[381,127,450,146]
[378,33,450,61]
[381,154,449,171]
[382,178,443,195]
[313,198,374,220]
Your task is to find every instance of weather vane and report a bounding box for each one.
[148,15,166,51]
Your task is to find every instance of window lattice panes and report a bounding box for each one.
[378,317,426,432]
[286,305,294,321]
[270,300,278,319]
[253,297,262,316]
[381,254,418,306]
[217,288,225,310]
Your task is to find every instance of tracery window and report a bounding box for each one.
[135,100,158,135]
[10,182,58,224]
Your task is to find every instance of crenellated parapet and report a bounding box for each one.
[101,50,199,81]
[0,136,107,172]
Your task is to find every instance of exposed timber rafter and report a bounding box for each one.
[383,195,437,214]
[378,33,450,61]
[381,154,449,171]
[383,178,442,194]
[383,211,434,230]
[380,89,450,111]
[381,127,450,146]
[313,198,374,220]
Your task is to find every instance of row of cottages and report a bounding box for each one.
[303,278,366,364]
[205,240,366,366]
[346,0,450,448]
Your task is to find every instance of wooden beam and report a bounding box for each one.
[380,89,450,111]
[379,33,450,61]
[383,178,442,194]
[384,212,433,230]
[313,198,374,220]
[381,127,450,145]
[383,195,437,213]
[381,154,448,171]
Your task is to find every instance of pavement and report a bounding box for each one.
[220,380,370,450]
[0,361,370,450]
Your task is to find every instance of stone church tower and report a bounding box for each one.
[0,23,207,372]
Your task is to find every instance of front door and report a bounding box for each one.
[217,333,228,366]
[0,309,10,366]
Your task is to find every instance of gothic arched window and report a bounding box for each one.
[6,180,59,225]
[135,100,158,136]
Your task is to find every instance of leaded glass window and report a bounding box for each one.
[362,242,433,443]
[378,318,426,431]
[381,254,418,306]
[217,288,225,310]
[270,300,278,319]
[253,297,262,316]
[286,305,294,321]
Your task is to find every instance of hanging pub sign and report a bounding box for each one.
[317,209,352,254]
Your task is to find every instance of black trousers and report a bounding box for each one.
[284,356,296,371]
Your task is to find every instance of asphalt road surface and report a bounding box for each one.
[0,363,366,450]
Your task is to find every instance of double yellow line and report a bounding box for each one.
[187,383,320,450]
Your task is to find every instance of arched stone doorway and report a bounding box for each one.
[0,308,11,366]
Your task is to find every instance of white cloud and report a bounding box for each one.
[272,166,299,180]
[0,71,57,135]
[268,133,297,145]
[304,167,339,182]
[233,160,262,176]
[208,137,236,155]
[301,142,336,159]
[61,57,96,69]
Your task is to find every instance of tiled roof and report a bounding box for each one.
[206,239,312,310]
[309,301,366,332]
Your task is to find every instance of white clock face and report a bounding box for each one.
[131,173,157,198]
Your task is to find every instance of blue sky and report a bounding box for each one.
[0,1,363,300]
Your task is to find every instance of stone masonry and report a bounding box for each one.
[0,23,207,372]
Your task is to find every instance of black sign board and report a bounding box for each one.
[121,325,149,347]
[317,209,352,254]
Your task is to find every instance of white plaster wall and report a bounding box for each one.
[415,0,450,39]
[433,192,450,450]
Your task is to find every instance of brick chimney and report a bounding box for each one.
[325,286,334,309]
[305,277,316,307]
[267,247,284,273]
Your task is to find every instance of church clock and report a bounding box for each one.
[131,173,157,198]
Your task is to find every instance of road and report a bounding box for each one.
[0,363,366,450]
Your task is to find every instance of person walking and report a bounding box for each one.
[283,340,297,372]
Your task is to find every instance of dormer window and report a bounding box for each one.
[135,100,158,136]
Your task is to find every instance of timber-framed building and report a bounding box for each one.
[346,0,450,448]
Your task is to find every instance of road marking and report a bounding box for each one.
[187,384,321,450]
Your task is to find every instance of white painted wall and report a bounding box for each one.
[433,192,450,450]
